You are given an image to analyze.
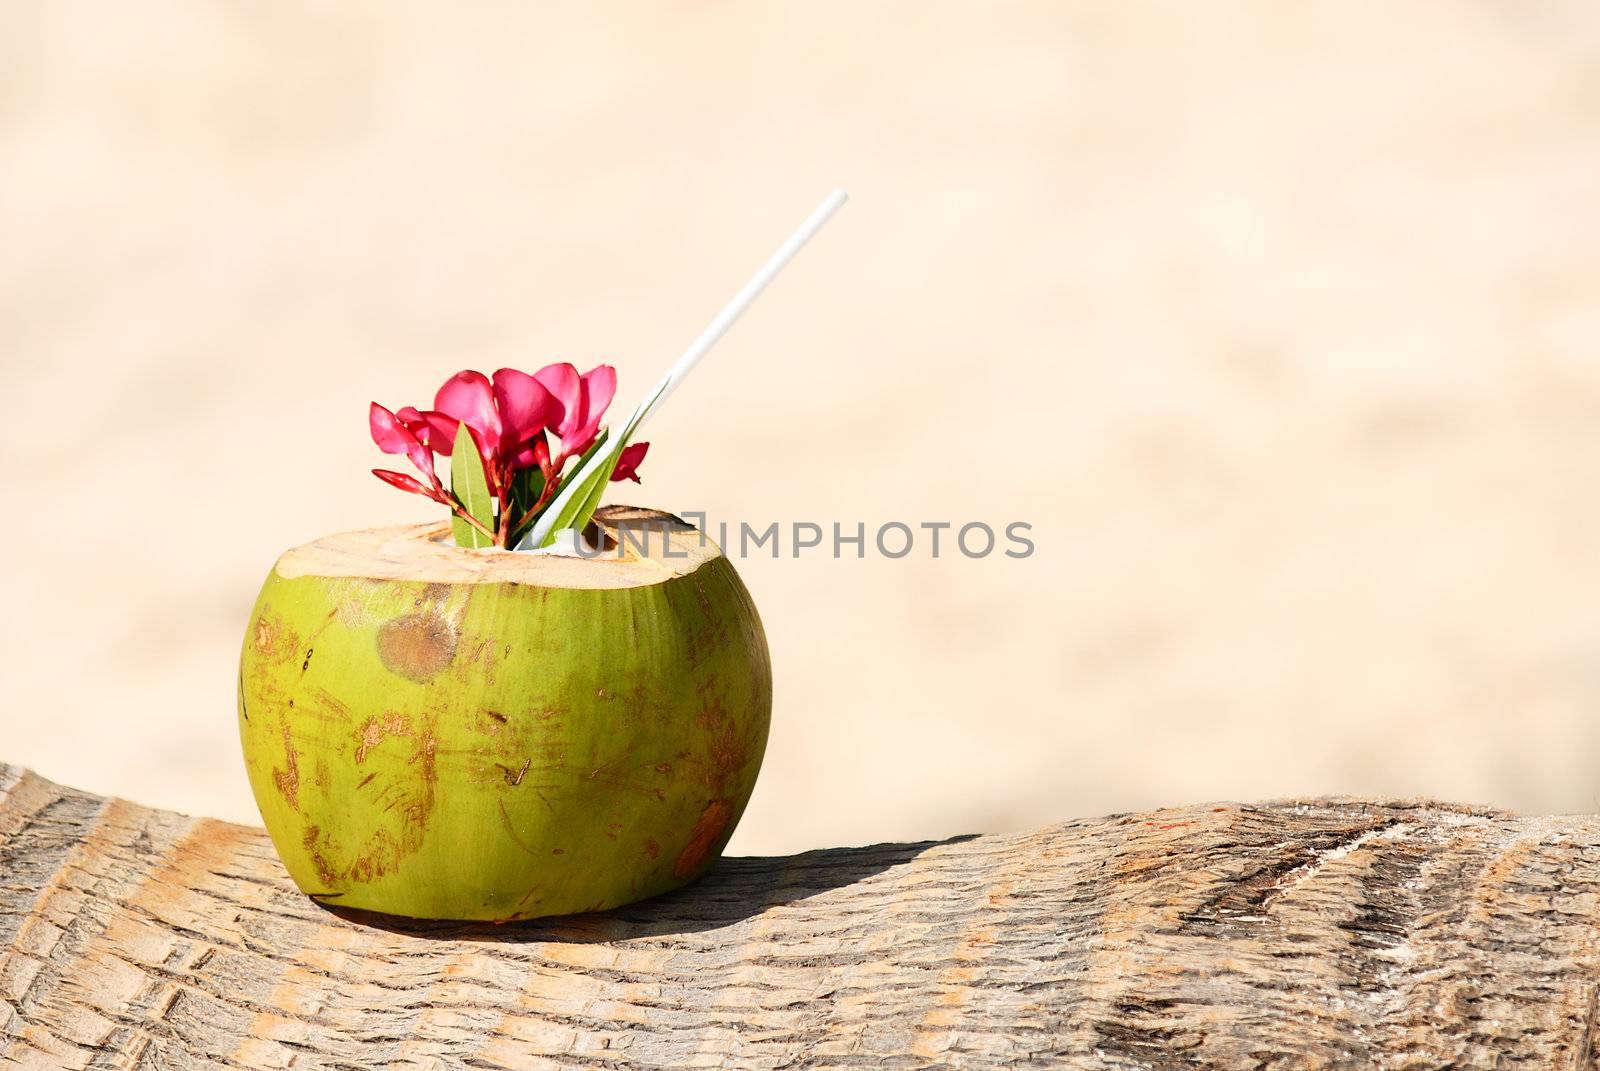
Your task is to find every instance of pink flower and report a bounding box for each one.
[393,406,456,454]
[429,370,564,481]
[370,362,646,542]
[534,363,617,460]
[370,403,442,487]
[611,441,649,483]
[369,403,453,508]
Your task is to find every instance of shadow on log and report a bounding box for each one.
[2,763,1599,1068]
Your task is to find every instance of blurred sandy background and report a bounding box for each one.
[4,2,1600,854]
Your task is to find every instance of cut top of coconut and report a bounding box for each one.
[274,507,721,589]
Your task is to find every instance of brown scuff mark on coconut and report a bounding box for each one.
[272,722,300,811]
[349,735,437,883]
[376,612,457,681]
[709,725,748,782]
[349,828,408,883]
[693,694,753,794]
[456,637,505,689]
[674,799,733,878]
[258,605,345,675]
[406,729,439,824]
[301,825,340,886]
[353,712,411,764]
[304,685,352,726]
[412,729,438,795]
[294,607,341,663]
[339,715,440,882]
[253,611,303,669]
[254,615,277,655]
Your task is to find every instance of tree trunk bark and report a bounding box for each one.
[2,763,1598,1069]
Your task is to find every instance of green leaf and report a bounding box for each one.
[509,456,546,522]
[530,450,623,549]
[449,423,494,549]
[530,381,667,549]
[573,450,621,526]
[503,466,544,546]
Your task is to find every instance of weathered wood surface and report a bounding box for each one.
[3,764,1600,1070]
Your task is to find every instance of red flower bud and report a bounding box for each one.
[610,441,649,483]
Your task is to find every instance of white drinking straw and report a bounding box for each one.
[522,188,849,549]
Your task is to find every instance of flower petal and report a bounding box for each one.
[411,410,459,454]
[371,403,437,479]
[609,441,649,483]
[508,434,551,472]
[558,364,617,457]
[532,362,582,444]
[580,364,617,423]
[492,368,561,451]
[396,407,446,453]
[434,371,502,456]
[370,403,412,454]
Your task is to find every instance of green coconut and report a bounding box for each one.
[237,506,771,921]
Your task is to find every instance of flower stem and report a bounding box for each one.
[495,467,512,549]
[448,500,496,542]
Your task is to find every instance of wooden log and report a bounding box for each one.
[2,763,1599,1069]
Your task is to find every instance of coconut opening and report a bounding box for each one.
[424,522,618,557]
[275,506,720,589]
